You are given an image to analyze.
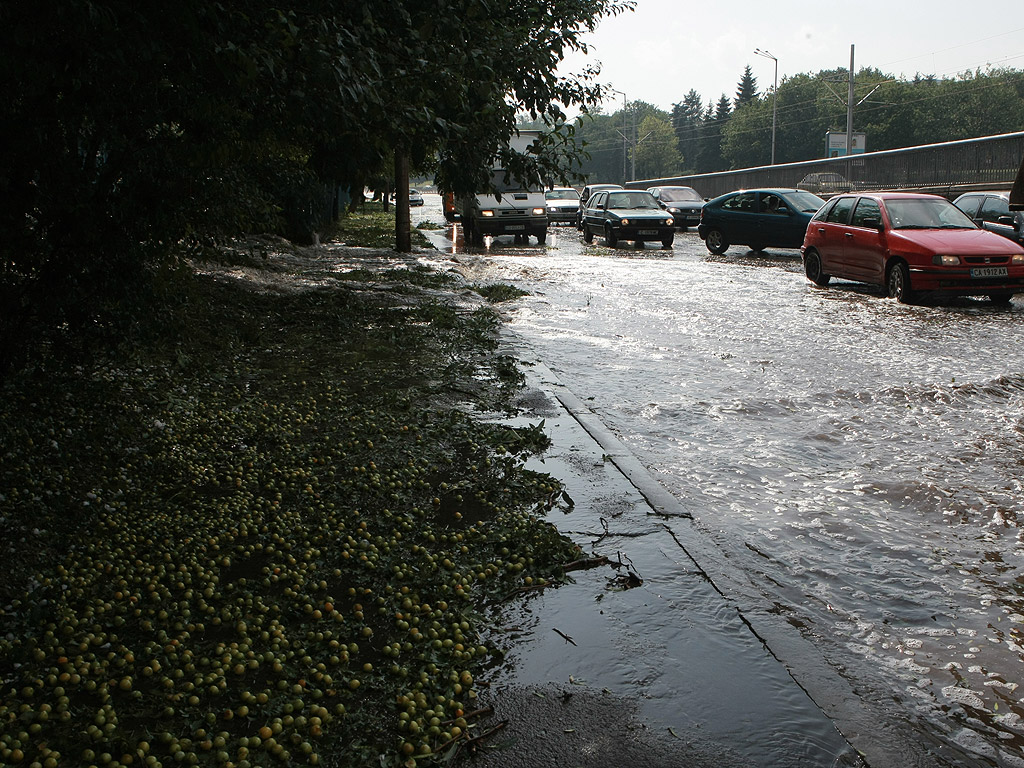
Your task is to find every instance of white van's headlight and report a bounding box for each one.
[480,210,494,217]
[532,208,545,216]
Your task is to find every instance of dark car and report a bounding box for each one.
[801,192,1024,303]
[698,188,825,255]
[577,183,623,228]
[646,186,704,230]
[797,172,851,197]
[953,191,1024,246]
[580,189,676,248]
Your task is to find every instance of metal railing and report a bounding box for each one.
[625,131,1024,201]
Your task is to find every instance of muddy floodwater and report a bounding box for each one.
[414,194,1024,766]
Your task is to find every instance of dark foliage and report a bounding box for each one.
[0,0,634,373]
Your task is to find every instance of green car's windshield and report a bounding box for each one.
[785,191,827,213]
[885,198,977,229]
[606,191,660,209]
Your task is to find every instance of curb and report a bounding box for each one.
[510,346,902,768]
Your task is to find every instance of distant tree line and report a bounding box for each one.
[0,0,632,371]
[568,65,1024,185]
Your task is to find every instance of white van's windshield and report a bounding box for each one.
[492,169,543,193]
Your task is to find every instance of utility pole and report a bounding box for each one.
[846,44,855,157]
[753,48,778,165]
[625,94,631,182]
[630,106,637,182]
[610,89,627,183]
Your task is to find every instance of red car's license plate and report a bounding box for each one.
[971,267,1008,278]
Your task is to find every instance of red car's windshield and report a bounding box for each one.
[884,198,977,230]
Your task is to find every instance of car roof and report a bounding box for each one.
[844,191,946,200]
[954,190,1009,199]
[547,187,578,192]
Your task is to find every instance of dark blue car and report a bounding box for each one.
[698,188,825,255]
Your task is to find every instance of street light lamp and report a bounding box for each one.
[754,48,778,165]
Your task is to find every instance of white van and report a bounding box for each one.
[460,131,548,246]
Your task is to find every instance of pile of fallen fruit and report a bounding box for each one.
[0,236,579,768]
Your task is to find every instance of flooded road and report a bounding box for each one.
[414,195,1024,766]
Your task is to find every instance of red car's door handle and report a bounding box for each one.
[844,232,853,238]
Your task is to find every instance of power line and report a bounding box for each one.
[876,27,1024,74]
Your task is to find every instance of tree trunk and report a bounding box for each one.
[395,149,411,253]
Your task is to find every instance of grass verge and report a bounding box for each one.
[0,218,578,767]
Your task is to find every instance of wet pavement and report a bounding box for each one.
[463,356,866,767]
[416,195,1024,767]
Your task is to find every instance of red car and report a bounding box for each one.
[801,192,1024,303]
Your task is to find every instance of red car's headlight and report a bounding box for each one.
[1013,254,1024,265]
[932,255,960,266]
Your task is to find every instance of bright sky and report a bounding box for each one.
[559,0,1024,114]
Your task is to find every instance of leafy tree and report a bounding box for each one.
[681,63,1024,173]
[671,89,705,172]
[574,100,672,183]
[696,95,732,172]
[0,0,635,368]
[735,65,758,109]
[722,100,770,168]
[430,0,635,201]
[574,110,630,184]
[633,114,683,180]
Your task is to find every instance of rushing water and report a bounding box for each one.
[416,195,1024,765]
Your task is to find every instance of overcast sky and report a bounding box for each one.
[559,0,1024,114]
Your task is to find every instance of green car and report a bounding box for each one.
[581,190,676,248]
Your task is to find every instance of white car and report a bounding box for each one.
[544,187,581,225]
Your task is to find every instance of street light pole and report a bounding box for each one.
[609,88,628,183]
[754,48,778,165]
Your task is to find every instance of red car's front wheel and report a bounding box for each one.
[887,261,914,303]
